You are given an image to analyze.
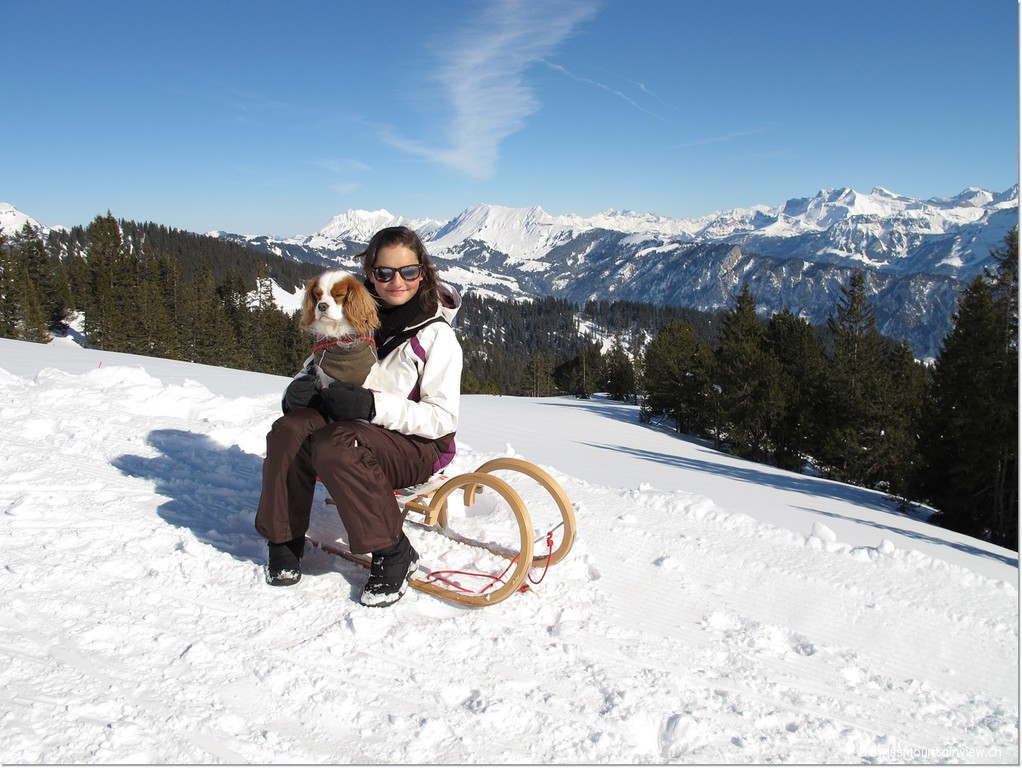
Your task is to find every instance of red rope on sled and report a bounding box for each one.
[424,530,556,596]
[526,531,556,586]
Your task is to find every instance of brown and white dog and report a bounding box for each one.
[299,270,379,387]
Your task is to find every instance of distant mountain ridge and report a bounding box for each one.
[214,184,1015,274]
[208,184,1017,359]
[3,183,1017,359]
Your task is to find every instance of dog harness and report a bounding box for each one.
[311,335,378,386]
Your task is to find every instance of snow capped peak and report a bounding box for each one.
[803,187,887,225]
[870,186,914,203]
[0,202,45,237]
[474,202,558,228]
[438,202,556,233]
[317,209,402,241]
[430,203,572,262]
[933,187,996,209]
[821,186,855,201]
[296,209,446,251]
[992,184,1020,208]
[561,208,700,237]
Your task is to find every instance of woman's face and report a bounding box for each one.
[369,244,423,307]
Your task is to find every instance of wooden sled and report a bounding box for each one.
[306,457,577,607]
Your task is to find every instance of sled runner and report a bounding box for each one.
[306,457,577,607]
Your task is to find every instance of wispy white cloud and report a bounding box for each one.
[330,180,360,196]
[313,158,371,175]
[541,61,671,124]
[673,125,775,149]
[384,0,599,178]
[308,158,369,199]
[629,79,674,110]
[185,74,294,121]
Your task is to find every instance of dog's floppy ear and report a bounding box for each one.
[341,277,380,335]
[299,276,319,330]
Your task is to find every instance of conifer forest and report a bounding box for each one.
[1,214,1016,549]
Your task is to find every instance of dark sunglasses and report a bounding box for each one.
[371,264,423,283]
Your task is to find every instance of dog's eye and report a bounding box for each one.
[311,287,324,299]
[331,287,346,301]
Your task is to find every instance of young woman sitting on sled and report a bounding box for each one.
[254,225,462,607]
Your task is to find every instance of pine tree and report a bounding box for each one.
[281,311,308,374]
[247,263,304,374]
[157,253,188,354]
[921,229,1018,548]
[875,340,927,503]
[641,319,714,434]
[818,271,889,486]
[557,343,605,398]
[11,223,70,332]
[50,259,75,333]
[187,263,240,366]
[65,245,91,315]
[715,285,783,462]
[766,309,827,472]
[990,227,1018,344]
[83,213,124,349]
[17,268,50,343]
[0,228,18,338]
[604,336,636,402]
[0,226,58,343]
[136,242,178,358]
[216,267,254,369]
[523,352,557,397]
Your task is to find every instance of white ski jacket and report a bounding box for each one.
[363,284,462,465]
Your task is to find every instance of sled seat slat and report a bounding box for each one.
[328,474,451,523]
[394,473,451,526]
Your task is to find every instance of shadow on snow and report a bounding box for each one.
[112,429,366,591]
[112,429,268,566]
[589,441,1017,570]
[539,397,1016,570]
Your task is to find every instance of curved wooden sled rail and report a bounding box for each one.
[315,458,576,607]
[409,472,533,607]
[463,458,577,568]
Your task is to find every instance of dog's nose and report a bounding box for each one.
[317,302,329,312]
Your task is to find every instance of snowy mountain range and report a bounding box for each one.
[2,184,1017,358]
[216,184,1017,274]
[211,185,1018,359]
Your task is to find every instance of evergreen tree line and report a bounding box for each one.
[0,222,67,343]
[638,231,1018,550]
[1,214,311,374]
[48,217,319,289]
[457,294,725,397]
[1,213,1015,548]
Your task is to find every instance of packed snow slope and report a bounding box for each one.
[0,337,1017,764]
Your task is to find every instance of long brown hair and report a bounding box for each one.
[360,226,439,311]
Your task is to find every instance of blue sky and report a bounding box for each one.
[3,0,1018,237]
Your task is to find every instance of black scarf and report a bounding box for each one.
[369,282,439,359]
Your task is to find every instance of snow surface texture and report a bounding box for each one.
[0,336,1017,763]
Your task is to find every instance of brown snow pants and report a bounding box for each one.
[254,408,441,554]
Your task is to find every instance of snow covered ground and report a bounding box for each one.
[0,336,1017,763]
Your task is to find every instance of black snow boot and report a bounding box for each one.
[360,533,419,607]
[266,538,305,586]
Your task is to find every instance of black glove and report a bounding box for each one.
[319,381,376,422]
[282,374,322,414]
